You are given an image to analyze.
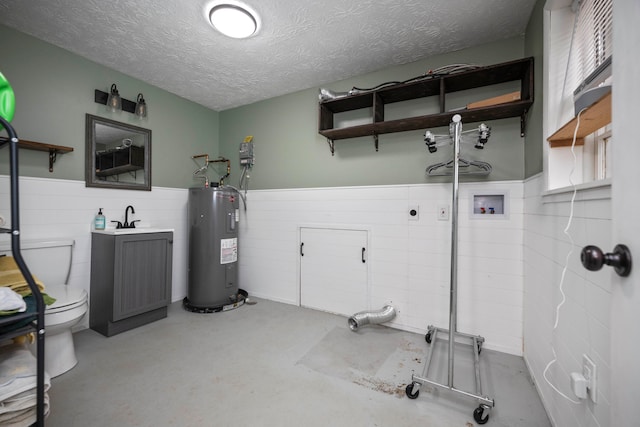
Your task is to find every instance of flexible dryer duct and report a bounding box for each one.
[348,305,396,331]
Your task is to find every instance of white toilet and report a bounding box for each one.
[0,239,88,377]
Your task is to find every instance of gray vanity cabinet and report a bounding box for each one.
[90,231,173,337]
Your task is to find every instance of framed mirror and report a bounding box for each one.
[85,114,151,191]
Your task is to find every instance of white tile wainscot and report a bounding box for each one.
[238,181,524,356]
[0,175,189,331]
[0,176,525,356]
[523,174,613,427]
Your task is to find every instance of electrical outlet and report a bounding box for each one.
[583,354,598,403]
[437,205,449,221]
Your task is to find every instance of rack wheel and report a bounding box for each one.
[473,405,490,424]
[425,332,432,343]
[405,382,420,399]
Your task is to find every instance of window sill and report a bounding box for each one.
[547,92,611,148]
[542,178,611,204]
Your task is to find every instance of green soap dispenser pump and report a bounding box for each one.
[95,208,106,230]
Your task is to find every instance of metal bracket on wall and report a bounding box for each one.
[326,134,379,155]
[48,149,57,173]
[520,112,527,137]
[326,138,335,156]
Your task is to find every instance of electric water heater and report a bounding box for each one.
[186,186,239,309]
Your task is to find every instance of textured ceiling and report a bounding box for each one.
[0,0,537,111]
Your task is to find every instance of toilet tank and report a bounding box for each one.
[0,239,74,286]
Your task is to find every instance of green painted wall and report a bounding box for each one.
[524,0,545,178]
[0,24,219,189]
[1,15,544,191]
[220,37,527,190]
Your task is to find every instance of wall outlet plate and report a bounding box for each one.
[583,354,597,403]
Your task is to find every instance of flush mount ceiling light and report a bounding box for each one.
[208,3,259,39]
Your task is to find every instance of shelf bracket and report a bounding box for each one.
[520,112,527,137]
[373,134,379,152]
[326,138,335,156]
[0,137,73,172]
[48,149,57,172]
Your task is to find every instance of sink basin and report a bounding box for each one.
[94,228,174,235]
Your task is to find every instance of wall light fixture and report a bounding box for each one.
[106,84,121,112]
[135,93,147,118]
[94,84,147,118]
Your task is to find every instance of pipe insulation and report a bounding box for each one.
[348,305,396,331]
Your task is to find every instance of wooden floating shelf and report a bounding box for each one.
[0,137,74,172]
[547,92,611,148]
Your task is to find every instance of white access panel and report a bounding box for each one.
[299,227,368,317]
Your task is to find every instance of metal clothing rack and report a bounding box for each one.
[405,114,495,425]
[0,116,46,426]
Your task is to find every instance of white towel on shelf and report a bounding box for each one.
[0,343,50,426]
[0,390,50,426]
[0,287,26,312]
[0,344,45,394]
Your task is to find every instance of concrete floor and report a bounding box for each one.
[47,299,551,427]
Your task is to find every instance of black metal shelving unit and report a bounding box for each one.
[0,116,46,426]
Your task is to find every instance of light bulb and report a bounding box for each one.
[106,84,121,112]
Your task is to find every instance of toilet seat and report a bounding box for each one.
[45,284,87,314]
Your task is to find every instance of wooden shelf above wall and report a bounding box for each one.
[0,137,74,172]
[547,92,612,148]
[318,57,534,155]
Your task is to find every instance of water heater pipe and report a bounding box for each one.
[209,157,230,185]
[191,154,231,186]
[348,305,396,331]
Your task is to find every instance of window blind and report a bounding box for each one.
[571,0,613,95]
